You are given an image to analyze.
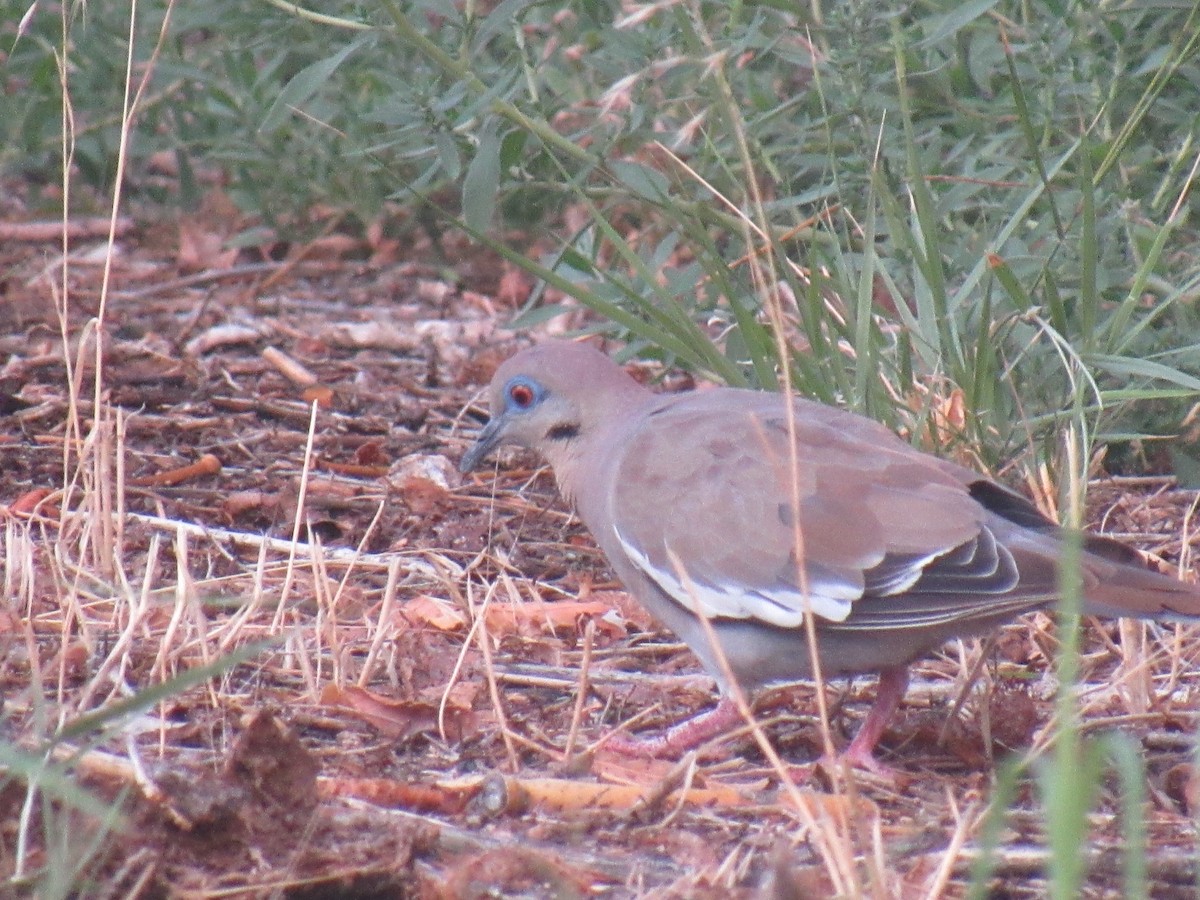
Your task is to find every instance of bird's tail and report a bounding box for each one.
[1079,534,1200,622]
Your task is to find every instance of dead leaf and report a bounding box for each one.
[427,679,481,711]
[389,453,460,514]
[400,595,468,631]
[442,846,599,899]
[355,440,387,466]
[226,710,320,808]
[320,683,479,742]
[221,490,278,521]
[1163,762,1200,815]
[910,384,966,451]
[590,752,693,786]
[496,264,533,307]
[177,219,238,272]
[301,384,335,409]
[397,592,627,639]
[584,589,656,632]
[304,233,364,261]
[7,487,56,517]
[483,598,627,639]
[52,641,91,683]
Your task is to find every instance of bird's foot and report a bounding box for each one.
[820,747,899,783]
[780,748,900,787]
[785,667,911,784]
[601,696,743,759]
[825,665,908,780]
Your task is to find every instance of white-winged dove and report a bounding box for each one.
[460,340,1200,770]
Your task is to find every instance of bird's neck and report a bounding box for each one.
[550,392,650,513]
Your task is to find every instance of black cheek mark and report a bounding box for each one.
[546,422,581,442]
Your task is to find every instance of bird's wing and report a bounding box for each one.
[607,391,1033,630]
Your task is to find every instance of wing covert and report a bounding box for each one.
[607,392,999,629]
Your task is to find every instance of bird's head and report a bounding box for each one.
[459,341,643,473]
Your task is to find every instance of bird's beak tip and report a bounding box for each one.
[459,417,504,473]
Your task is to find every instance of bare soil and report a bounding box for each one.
[2,212,1199,898]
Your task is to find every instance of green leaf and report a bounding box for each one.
[1169,445,1200,488]
[259,37,368,134]
[917,0,1002,46]
[609,160,670,202]
[499,128,527,170]
[463,122,503,232]
[1087,354,1200,393]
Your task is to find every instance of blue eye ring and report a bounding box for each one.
[504,376,543,411]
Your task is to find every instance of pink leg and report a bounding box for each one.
[602,667,911,772]
[839,666,909,774]
[603,696,743,758]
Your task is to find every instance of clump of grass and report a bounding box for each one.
[22,0,1181,480]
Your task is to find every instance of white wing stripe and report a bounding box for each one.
[614,525,857,626]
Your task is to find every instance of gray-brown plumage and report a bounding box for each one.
[460,340,1200,769]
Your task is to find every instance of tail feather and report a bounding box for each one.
[1082,552,1200,622]
[993,513,1200,622]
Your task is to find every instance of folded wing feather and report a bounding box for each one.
[609,391,1035,630]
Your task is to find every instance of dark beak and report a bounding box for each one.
[459,415,506,473]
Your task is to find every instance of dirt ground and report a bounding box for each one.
[3,210,1200,898]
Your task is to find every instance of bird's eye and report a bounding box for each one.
[508,381,536,409]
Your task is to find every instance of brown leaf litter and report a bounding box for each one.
[3,213,1200,897]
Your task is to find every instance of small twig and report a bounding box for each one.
[632,752,699,828]
[262,346,319,387]
[358,556,404,688]
[108,261,305,301]
[938,635,997,748]
[482,571,524,771]
[562,618,595,759]
[128,453,221,487]
[119,510,445,575]
[0,218,134,241]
